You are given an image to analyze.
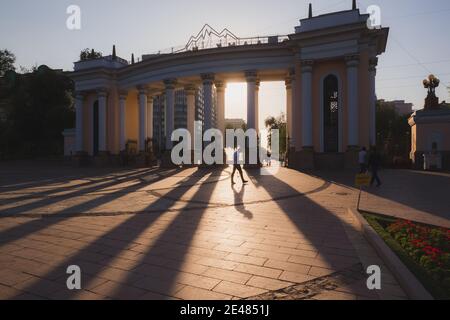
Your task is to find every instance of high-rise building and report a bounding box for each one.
[152,85,217,151]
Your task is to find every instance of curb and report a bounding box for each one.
[347,208,434,300]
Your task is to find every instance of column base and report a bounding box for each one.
[288,147,315,170]
[134,152,156,168]
[72,151,89,167]
[160,151,179,168]
[93,151,111,167]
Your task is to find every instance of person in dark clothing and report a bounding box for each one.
[231,147,248,185]
[359,147,368,174]
[368,147,382,187]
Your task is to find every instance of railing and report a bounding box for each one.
[149,35,290,56]
[76,33,290,67]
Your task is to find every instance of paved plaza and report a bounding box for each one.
[2,162,442,300]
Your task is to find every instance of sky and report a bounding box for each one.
[1,0,450,126]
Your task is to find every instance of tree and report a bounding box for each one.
[79,48,103,61]
[264,113,287,159]
[0,49,16,77]
[376,100,411,166]
[1,65,75,158]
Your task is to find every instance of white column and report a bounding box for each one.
[291,70,297,150]
[301,60,313,148]
[119,91,127,152]
[245,71,257,130]
[75,93,84,153]
[97,89,108,153]
[255,79,260,133]
[346,55,360,147]
[369,58,378,147]
[147,95,154,141]
[185,85,196,147]
[138,86,148,152]
[164,79,176,150]
[201,74,214,131]
[285,76,293,145]
[215,81,226,133]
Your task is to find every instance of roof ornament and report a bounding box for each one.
[352,0,357,10]
[184,24,239,51]
[131,53,135,64]
[112,45,117,60]
[308,3,313,18]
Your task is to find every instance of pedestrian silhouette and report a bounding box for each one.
[359,147,368,173]
[231,146,248,185]
[368,147,382,187]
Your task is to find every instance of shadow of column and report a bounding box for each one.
[10,169,210,299]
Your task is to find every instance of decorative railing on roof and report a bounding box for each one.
[149,24,289,56]
[75,25,290,68]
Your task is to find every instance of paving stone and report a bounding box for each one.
[175,286,233,300]
[0,165,415,300]
[213,281,267,299]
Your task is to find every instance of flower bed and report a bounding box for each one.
[363,213,450,299]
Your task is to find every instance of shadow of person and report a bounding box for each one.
[232,184,253,219]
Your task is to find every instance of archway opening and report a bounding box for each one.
[225,81,286,162]
[225,81,286,131]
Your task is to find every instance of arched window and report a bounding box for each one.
[93,100,99,156]
[323,75,339,153]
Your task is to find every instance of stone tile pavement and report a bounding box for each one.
[0,163,410,300]
[311,169,450,228]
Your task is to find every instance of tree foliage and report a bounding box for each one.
[264,113,287,158]
[376,101,411,165]
[79,48,103,61]
[0,65,75,158]
[0,49,16,77]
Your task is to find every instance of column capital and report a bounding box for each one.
[185,84,197,95]
[285,77,292,89]
[75,92,86,100]
[163,78,177,89]
[215,81,226,91]
[146,94,154,103]
[301,60,314,73]
[119,90,128,100]
[97,88,108,97]
[345,55,360,67]
[369,57,378,72]
[245,70,258,82]
[137,85,149,95]
[201,73,215,84]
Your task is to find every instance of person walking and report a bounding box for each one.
[368,147,382,187]
[231,146,248,185]
[359,147,368,173]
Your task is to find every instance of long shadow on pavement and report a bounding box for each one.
[0,168,154,208]
[10,169,210,299]
[0,168,165,248]
[108,169,224,299]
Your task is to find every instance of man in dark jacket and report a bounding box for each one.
[368,147,382,187]
[231,146,248,185]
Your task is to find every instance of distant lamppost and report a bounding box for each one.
[423,74,440,110]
